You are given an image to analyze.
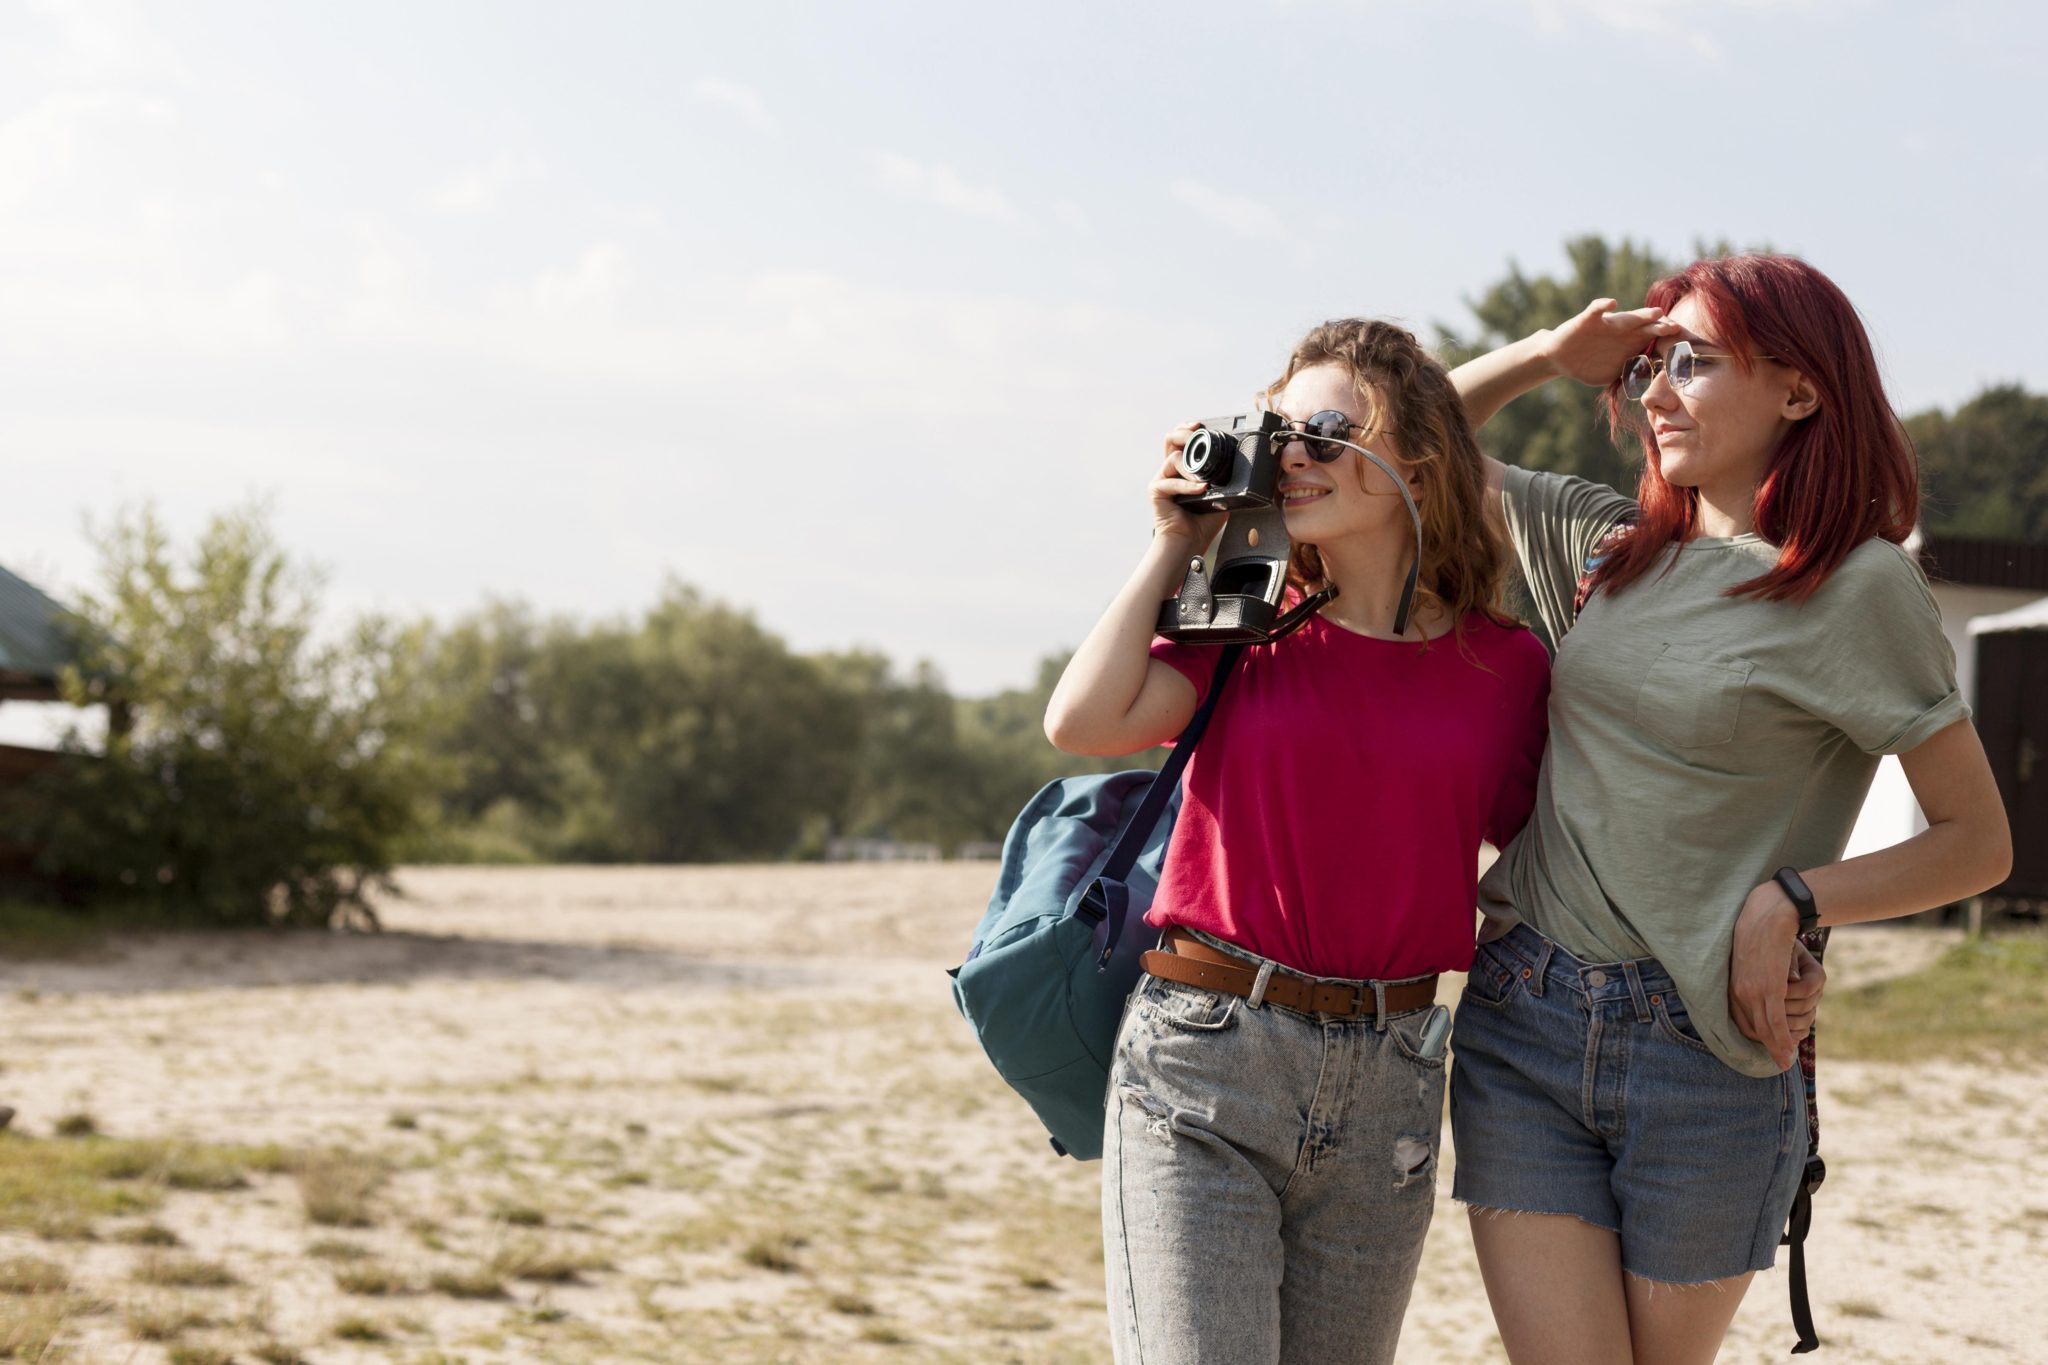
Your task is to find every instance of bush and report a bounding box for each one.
[9,505,427,928]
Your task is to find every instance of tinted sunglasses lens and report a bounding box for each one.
[1669,341,1695,388]
[1623,356,1653,401]
[1305,411,1350,461]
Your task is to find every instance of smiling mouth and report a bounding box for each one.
[1279,487,1330,504]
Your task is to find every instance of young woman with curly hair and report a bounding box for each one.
[1046,317,1552,1364]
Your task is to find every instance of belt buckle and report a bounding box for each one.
[1348,982,1375,1020]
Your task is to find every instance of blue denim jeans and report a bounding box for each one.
[1101,937,1445,1365]
[1449,923,1806,1283]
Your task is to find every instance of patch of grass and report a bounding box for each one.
[1826,934,2048,1062]
[427,1267,506,1300]
[388,1111,420,1130]
[1836,1297,1886,1319]
[0,1291,76,1360]
[134,1253,237,1289]
[335,1262,415,1296]
[0,899,127,957]
[125,1297,213,1341]
[167,1346,235,1365]
[826,1291,876,1316]
[493,1201,545,1227]
[0,1257,66,1296]
[296,1150,386,1228]
[112,1222,181,1247]
[489,1239,607,1285]
[0,1130,286,1245]
[740,1232,806,1274]
[859,1323,911,1344]
[307,1238,372,1262]
[52,1112,97,1139]
[331,1313,387,1342]
[249,1340,312,1365]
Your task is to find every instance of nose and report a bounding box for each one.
[1278,435,1316,471]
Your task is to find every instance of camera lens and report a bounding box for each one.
[1181,428,1228,483]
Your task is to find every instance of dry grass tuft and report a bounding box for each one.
[111,1222,181,1247]
[124,1296,213,1341]
[133,1253,237,1289]
[330,1313,387,1341]
[427,1266,506,1300]
[0,1257,66,1297]
[295,1150,386,1228]
[334,1261,416,1296]
[51,1113,97,1139]
[489,1238,607,1285]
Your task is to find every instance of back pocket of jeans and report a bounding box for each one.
[1634,646,1752,748]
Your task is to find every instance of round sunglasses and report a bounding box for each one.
[1622,340,1778,402]
[1270,409,1373,461]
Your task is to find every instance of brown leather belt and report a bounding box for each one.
[1140,926,1437,1022]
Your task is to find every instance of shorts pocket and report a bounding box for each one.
[1458,943,1525,1012]
[1634,646,1752,748]
[1649,988,1717,1056]
[1136,975,1241,1033]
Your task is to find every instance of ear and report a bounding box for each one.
[1782,370,1821,422]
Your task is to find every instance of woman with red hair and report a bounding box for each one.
[1445,254,2012,1364]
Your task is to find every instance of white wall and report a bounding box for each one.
[1843,583,2043,858]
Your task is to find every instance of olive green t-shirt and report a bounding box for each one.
[1480,466,1969,1077]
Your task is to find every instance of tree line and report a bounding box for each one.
[6,237,2043,925]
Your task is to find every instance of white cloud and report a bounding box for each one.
[430,151,545,213]
[690,76,775,131]
[870,150,1019,220]
[1523,0,1829,61]
[23,0,189,85]
[1168,178,1291,243]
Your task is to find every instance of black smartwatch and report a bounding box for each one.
[1774,866,1819,937]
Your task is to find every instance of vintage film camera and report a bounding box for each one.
[1156,411,1421,645]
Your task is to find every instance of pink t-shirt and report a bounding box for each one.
[1148,612,1550,980]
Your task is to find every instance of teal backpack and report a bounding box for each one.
[949,648,1241,1160]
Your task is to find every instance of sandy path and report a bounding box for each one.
[0,864,2034,1362]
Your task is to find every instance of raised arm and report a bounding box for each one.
[1448,299,1680,497]
[1043,425,1219,757]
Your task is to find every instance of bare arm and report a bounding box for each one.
[1044,426,1221,757]
[1447,299,1680,503]
[1729,718,2014,1065]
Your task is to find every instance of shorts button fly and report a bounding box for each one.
[1585,969,1609,987]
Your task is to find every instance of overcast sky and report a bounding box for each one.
[3,0,2044,698]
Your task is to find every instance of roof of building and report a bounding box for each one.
[1969,595,2048,635]
[0,563,80,699]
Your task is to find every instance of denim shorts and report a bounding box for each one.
[1448,923,1805,1284]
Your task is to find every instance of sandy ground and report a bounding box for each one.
[0,864,2039,1363]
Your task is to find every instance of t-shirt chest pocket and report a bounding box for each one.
[1633,645,1754,748]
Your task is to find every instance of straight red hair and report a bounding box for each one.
[1593,254,1919,603]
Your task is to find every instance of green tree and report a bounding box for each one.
[1907,384,2048,540]
[17,506,425,927]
